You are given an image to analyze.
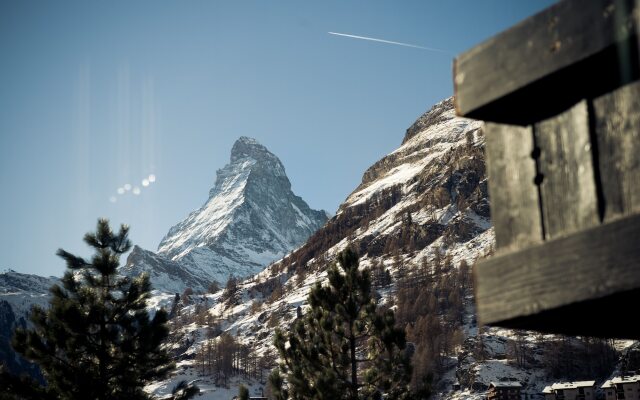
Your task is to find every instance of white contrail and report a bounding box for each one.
[328,31,451,55]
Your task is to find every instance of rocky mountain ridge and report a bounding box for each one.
[0,270,57,319]
[0,270,58,380]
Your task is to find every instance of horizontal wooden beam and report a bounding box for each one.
[474,213,640,339]
[454,0,640,125]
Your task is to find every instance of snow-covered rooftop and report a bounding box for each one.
[603,375,640,388]
[543,381,596,392]
[490,381,522,388]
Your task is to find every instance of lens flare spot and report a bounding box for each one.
[109,196,117,203]
[117,188,125,195]
[124,184,132,191]
[142,179,150,187]
[148,174,156,183]
[133,187,141,195]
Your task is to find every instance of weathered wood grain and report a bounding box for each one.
[474,213,640,339]
[454,0,640,124]
[484,123,543,251]
[593,80,640,222]
[534,101,599,239]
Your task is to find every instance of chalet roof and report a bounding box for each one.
[543,386,553,394]
[549,381,596,390]
[603,375,640,388]
[490,381,522,389]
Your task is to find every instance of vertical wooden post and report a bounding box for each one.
[484,123,543,251]
[534,101,600,238]
[454,0,640,337]
[593,80,640,222]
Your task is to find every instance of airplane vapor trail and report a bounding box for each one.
[328,31,451,55]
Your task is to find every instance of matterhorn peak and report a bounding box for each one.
[126,136,327,292]
[209,137,287,199]
[231,136,262,156]
[230,136,282,166]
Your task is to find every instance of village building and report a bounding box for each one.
[488,381,522,400]
[542,381,595,400]
[602,374,640,400]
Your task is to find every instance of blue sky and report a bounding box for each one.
[0,1,556,277]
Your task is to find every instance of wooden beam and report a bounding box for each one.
[534,101,599,239]
[454,0,640,125]
[474,213,640,339]
[593,80,640,222]
[484,123,543,252]
[479,288,640,339]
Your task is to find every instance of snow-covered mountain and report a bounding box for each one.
[123,137,328,293]
[269,97,491,277]
[0,136,327,379]
[0,270,58,379]
[150,98,493,398]
[155,98,633,400]
[0,270,57,323]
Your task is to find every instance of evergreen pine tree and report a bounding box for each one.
[238,384,249,400]
[222,275,240,306]
[0,219,198,400]
[270,248,413,400]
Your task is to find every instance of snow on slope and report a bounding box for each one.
[0,270,59,378]
[0,270,57,318]
[345,108,477,208]
[158,157,256,260]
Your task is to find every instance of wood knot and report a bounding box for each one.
[534,173,545,185]
[530,147,541,159]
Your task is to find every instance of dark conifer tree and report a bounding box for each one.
[222,275,240,306]
[270,248,413,400]
[1,219,197,400]
[238,384,249,400]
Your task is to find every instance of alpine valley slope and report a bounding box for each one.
[151,98,495,398]
[122,137,328,293]
[155,98,632,400]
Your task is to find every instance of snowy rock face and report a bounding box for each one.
[277,97,491,270]
[0,270,57,379]
[121,246,204,294]
[0,270,57,318]
[124,137,327,293]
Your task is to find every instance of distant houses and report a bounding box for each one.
[488,381,522,400]
[536,375,640,400]
[542,381,596,400]
[602,374,640,400]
